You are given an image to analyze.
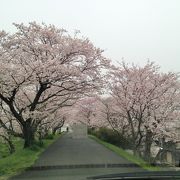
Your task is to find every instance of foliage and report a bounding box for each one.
[44,133,54,140]
[0,142,11,158]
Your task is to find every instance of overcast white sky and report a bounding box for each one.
[0,0,180,72]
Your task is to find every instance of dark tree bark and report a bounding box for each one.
[52,128,57,135]
[144,129,153,162]
[52,126,61,135]
[22,119,36,148]
[52,118,65,135]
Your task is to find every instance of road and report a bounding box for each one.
[11,133,144,180]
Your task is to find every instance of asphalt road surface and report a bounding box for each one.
[11,133,144,180]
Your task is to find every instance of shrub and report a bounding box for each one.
[88,127,96,135]
[44,134,54,140]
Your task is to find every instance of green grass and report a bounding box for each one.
[0,143,10,158]
[0,134,62,180]
[89,135,160,171]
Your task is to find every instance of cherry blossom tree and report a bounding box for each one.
[67,95,130,135]
[38,106,70,138]
[96,97,130,135]
[108,62,180,158]
[0,22,109,147]
[67,98,98,126]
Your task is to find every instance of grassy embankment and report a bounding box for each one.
[0,134,62,180]
[89,135,160,171]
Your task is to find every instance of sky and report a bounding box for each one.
[0,0,180,72]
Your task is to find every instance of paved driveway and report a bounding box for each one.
[12,133,144,180]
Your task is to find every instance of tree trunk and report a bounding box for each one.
[144,130,153,162]
[52,128,57,135]
[38,130,43,143]
[52,127,61,135]
[23,120,35,148]
[43,128,49,138]
[8,138,15,154]
[132,139,140,156]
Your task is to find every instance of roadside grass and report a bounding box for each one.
[89,135,160,171]
[0,134,62,180]
[0,143,10,159]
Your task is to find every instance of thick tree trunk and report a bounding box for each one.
[23,120,35,148]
